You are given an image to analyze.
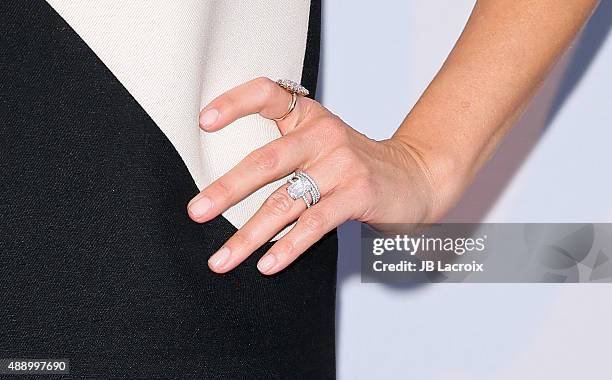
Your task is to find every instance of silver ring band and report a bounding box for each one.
[286,171,321,208]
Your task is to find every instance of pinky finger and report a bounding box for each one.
[256,192,353,275]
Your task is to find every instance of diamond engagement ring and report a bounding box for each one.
[273,79,310,121]
[286,171,321,208]
[276,79,309,96]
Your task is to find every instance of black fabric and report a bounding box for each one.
[0,1,336,378]
[302,0,321,98]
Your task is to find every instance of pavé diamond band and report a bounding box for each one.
[286,171,321,208]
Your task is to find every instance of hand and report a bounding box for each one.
[187,77,441,275]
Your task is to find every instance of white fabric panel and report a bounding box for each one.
[45,1,311,234]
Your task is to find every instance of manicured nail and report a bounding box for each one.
[257,254,277,274]
[199,108,219,130]
[209,247,231,270]
[189,196,212,218]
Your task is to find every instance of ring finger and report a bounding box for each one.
[257,190,353,275]
[207,164,337,273]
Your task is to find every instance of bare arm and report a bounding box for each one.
[191,1,599,274]
[393,0,599,220]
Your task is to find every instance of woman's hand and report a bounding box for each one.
[192,0,598,276]
[187,77,445,275]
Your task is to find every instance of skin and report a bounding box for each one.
[188,0,599,275]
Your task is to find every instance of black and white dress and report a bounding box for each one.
[0,1,337,378]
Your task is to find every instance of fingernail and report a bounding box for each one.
[189,196,212,218]
[257,253,277,274]
[209,247,231,269]
[199,108,219,130]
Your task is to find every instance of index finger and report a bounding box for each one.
[199,77,309,135]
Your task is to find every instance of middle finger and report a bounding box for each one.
[187,131,314,223]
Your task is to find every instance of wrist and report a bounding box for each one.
[387,134,471,222]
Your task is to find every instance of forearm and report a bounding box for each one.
[392,0,598,220]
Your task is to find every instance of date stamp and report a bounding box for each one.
[0,359,69,375]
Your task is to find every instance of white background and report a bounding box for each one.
[319,1,612,379]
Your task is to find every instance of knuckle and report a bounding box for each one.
[299,97,323,117]
[312,116,350,144]
[264,191,293,216]
[273,238,295,257]
[354,157,372,176]
[299,96,318,110]
[222,92,239,110]
[337,145,358,161]
[351,172,379,206]
[331,124,351,143]
[231,230,254,247]
[213,179,234,199]
[300,210,326,233]
[332,146,361,171]
[354,176,377,199]
[309,115,332,130]
[253,76,276,98]
[245,145,279,171]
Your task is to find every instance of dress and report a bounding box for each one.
[0,1,337,378]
